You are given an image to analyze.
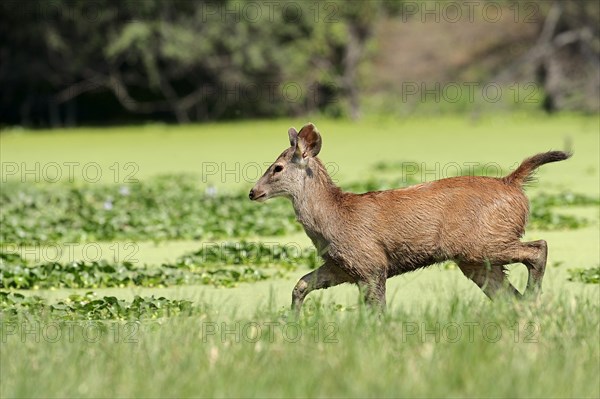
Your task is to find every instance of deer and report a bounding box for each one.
[249,123,571,312]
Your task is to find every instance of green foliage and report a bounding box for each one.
[0,258,269,290]
[530,191,600,207]
[0,240,321,291]
[567,267,600,284]
[0,174,300,245]
[528,208,588,230]
[178,241,320,270]
[528,191,599,231]
[0,291,200,320]
[0,241,318,289]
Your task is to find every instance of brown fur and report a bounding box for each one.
[249,123,572,312]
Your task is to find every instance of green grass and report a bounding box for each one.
[1,292,598,398]
[1,114,599,398]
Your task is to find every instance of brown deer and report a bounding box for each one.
[249,123,571,312]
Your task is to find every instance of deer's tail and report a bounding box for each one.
[503,151,572,185]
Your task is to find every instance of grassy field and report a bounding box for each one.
[1,114,599,398]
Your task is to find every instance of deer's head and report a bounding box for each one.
[249,123,322,202]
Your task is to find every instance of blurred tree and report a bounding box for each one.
[3,0,594,127]
[0,0,384,126]
[496,0,599,113]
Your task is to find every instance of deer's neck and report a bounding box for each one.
[290,159,344,252]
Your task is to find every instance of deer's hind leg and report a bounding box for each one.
[460,240,548,299]
[517,240,548,297]
[492,240,548,298]
[458,262,522,299]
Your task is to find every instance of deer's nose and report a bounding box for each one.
[249,189,255,200]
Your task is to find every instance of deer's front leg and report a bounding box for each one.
[292,262,353,312]
[357,271,387,313]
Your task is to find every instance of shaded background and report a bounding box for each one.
[1,0,598,128]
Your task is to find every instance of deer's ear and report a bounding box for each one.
[297,123,322,158]
[288,127,298,148]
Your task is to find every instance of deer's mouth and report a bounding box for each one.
[254,192,268,202]
[249,188,268,202]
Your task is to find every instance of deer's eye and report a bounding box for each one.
[273,165,284,173]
